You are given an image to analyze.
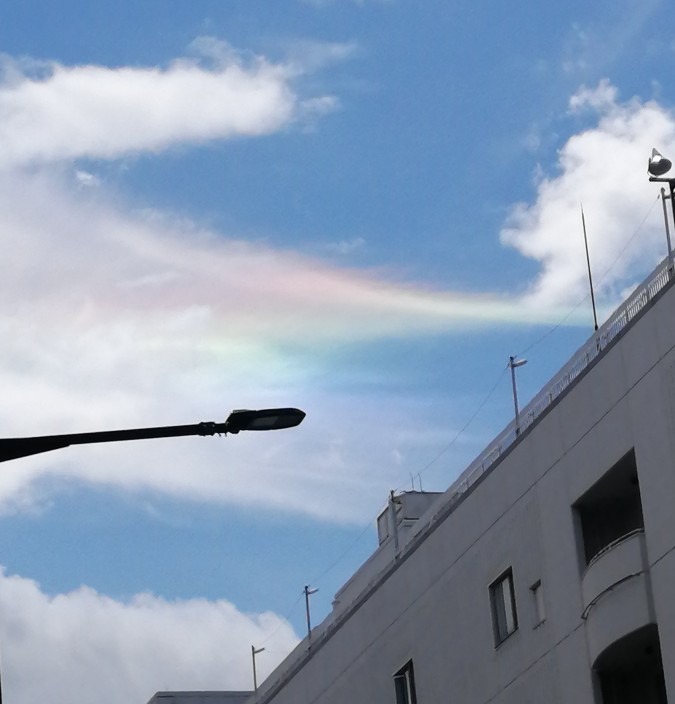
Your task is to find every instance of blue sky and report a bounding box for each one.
[0,1,674,702]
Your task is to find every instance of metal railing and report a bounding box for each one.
[445,257,673,501]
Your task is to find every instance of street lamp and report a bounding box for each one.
[647,148,675,272]
[0,407,306,463]
[509,356,527,434]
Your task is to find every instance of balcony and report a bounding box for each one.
[581,529,654,664]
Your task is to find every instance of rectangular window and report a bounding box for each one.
[531,580,545,626]
[490,568,518,645]
[393,660,417,704]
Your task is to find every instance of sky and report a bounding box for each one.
[0,1,674,702]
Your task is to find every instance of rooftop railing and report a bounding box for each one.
[445,257,673,501]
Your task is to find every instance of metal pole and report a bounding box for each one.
[648,173,675,276]
[509,357,527,434]
[509,357,520,429]
[665,185,675,274]
[581,205,599,331]
[389,490,400,555]
[251,645,264,692]
[304,585,318,644]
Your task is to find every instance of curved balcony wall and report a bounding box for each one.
[581,529,654,664]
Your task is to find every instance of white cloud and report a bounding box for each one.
[501,81,675,312]
[283,40,359,75]
[0,44,338,168]
[74,170,100,188]
[0,166,525,522]
[0,46,672,528]
[0,569,298,704]
[568,78,618,113]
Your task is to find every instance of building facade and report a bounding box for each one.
[152,258,675,704]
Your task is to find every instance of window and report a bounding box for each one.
[393,660,417,704]
[490,568,518,645]
[530,580,545,626]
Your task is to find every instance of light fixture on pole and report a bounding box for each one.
[648,148,672,176]
[509,356,527,434]
[647,148,675,274]
[251,645,265,692]
[304,585,319,644]
[0,407,306,464]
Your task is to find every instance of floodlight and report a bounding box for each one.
[648,148,672,177]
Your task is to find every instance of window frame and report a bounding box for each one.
[393,659,417,704]
[530,579,546,627]
[489,567,518,646]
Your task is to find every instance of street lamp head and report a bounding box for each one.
[223,408,306,434]
[648,148,672,177]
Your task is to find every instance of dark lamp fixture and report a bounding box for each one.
[223,408,306,433]
[648,148,672,177]
[0,407,306,463]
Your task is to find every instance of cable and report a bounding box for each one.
[309,519,375,586]
[394,364,510,490]
[257,592,305,647]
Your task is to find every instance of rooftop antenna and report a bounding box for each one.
[581,204,599,332]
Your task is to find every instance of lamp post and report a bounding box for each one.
[304,584,318,645]
[509,356,527,434]
[251,645,265,693]
[647,148,675,273]
[0,407,306,463]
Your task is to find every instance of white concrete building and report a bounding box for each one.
[150,255,675,704]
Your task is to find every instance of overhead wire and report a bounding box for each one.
[394,363,510,491]
[256,591,305,647]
